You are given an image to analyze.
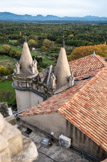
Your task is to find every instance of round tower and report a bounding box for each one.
[12,41,44,112]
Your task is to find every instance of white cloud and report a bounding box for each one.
[0,0,107,17]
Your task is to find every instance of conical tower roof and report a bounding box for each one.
[55,47,71,89]
[19,42,33,77]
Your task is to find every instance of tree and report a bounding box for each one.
[2,68,11,75]
[15,51,21,59]
[1,44,11,55]
[29,35,38,41]
[68,34,74,38]
[41,45,47,52]
[9,49,16,57]
[43,39,55,50]
[68,44,107,61]
[9,40,18,46]
[0,67,5,75]
[28,39,37,49]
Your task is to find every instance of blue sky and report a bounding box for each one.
[1,0,107,17]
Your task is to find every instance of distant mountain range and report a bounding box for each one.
[0,12,107,22]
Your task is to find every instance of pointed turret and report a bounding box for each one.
[54,31,74,90]
[14,41,38,77]
[55,47,72,89]
[20,41,33,70]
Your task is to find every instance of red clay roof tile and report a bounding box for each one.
[19,79,90,117]
[59,66,107,151]
[69,55,107,80]
[19,55,107,151]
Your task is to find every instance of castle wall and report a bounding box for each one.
[21,113,106,160]
[22,113,67,137]
[15,90,43,112]
[65,121,106,160]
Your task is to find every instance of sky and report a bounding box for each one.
[0,0,107,17]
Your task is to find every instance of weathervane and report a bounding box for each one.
[24,25,27,42]
[62,27,65,47]
[24,32,27,42]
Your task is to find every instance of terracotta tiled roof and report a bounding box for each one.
[59,66,107,151]
[19,55,107,151]
[19,79,90,117]
[69,55,107,80]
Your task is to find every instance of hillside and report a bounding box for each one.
[1,12,107,22]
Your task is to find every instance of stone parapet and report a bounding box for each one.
[12,136,38,162]
[1,121,23,157]
[0,114,4,133]
[0,113,38,162]
[13,77,53,99]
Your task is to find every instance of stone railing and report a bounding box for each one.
[12,77,53,98]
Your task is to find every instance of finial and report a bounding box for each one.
[92,51,96,56]
[62,28,65,48]
[24,32,27,42]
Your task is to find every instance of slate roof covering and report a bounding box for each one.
[59,66,107,151]
[69,55,107,80]
[19,55,107,151]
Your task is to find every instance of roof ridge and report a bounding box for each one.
[69,54,93,63]
[69,54,107,65]
[95,55,107,66]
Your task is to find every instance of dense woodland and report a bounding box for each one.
[0,22,107,59]
[1,22,107,46]
[0,22,107,106]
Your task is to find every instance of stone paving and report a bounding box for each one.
[25,132,90,162]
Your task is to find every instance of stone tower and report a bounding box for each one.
[13,37,74,112]
[13,41,44,112]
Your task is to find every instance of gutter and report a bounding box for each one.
[70,145,100,162]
